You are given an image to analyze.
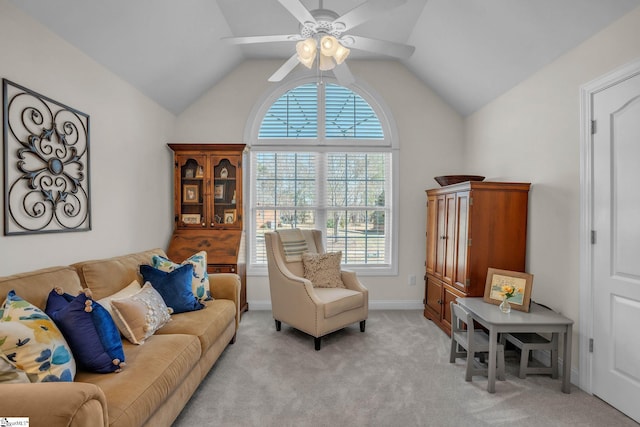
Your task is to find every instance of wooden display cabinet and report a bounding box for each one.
[167,143,247,314]
[424,181,530,334]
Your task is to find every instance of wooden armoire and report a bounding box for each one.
[424,181,530,334]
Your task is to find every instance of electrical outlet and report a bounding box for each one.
[408,274,416,286]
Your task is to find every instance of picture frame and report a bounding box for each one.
[195,165,204,178]
[181,214,200,225]
[184,168,195,179]
[224,209,236,224]
[483,268,534,312]
[214,184,225,200]
[183,184,199,203]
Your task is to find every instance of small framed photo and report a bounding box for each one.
[214,184,225,200]
[183,184,199,203]
[181,214,200,225]
[224,209,236,224]
[483,268,534,312]
[195,165,204,178]
[184,168,195,179]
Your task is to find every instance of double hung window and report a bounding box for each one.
[249,80,397,275]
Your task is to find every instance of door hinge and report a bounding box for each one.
[465,278,470,286]
[468,238,472,247]
[591,120,597,134]
[469,197,473,206]
[591,230,597,244]
[589,338,594,353]
[174,161,179,168]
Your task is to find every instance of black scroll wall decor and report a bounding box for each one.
[3,79,91,235]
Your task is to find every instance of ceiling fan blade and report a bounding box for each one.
[268,54,300,82]
[334,0,407,32]
[278,0,317,26]
[345,35,415,59]
[223,34,303,45]
[332,62,355,87]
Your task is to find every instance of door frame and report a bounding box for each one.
[579,57,640,394]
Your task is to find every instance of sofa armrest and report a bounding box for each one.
[209,273,241,330]
[2,382,108,427]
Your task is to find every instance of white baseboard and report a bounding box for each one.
[247,300,424,311]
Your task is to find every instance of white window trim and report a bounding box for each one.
[244,74,399,277]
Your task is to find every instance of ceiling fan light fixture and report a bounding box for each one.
[333,44,350,65]
[296,38,317,68]
[320,35,338,56]
[319,53,335,71]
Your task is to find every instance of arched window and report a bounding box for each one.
[247,77,398,275]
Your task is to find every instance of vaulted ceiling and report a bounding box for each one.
[11,0,640,115]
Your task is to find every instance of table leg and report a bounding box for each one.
[562,324,572,393]
[488,328,497,393]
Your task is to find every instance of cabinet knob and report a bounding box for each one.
[201,222,206,227]
[437,299,442,305]
[440,235,447,240]
[210,222,214,227]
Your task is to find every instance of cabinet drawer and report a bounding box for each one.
[208,264,236,274]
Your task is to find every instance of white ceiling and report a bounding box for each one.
[10,0,640,115]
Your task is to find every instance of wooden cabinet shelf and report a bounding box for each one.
[167,143,248,314]
[424,181,530,334]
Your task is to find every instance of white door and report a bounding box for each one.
[592,71,640,423]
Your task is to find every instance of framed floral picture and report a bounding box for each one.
[483,268,534,312]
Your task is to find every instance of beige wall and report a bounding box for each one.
[0,1,176,274]
[464,6,640,369]
[173,59,465,306]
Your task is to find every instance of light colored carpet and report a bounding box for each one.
[173,310,637,427]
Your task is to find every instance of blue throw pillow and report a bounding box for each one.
[140,264,204,314]
[45,289,125,374]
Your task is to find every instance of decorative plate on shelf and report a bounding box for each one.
[434,175,485,186]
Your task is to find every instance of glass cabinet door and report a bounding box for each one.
[178,156,206,228]
[212,157,240,228]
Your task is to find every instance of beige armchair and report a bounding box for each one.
[265,229,368,350]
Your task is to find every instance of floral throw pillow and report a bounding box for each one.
[302,252,346,288]
[0,290,76,382]
[152,251,212,302]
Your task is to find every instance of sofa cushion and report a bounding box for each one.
[140,264,204,314]
[314,287,364,318]
[45,289,125,373]
[0,290,76,382]
[152,251,212,302]
[75,333,201,427]
[155,299,236,354]
[0,266,83,311]
[72,249,167,300]
[110,283,172,345]
[302,251,346,288]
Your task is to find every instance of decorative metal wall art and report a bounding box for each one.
[3,79,91,235]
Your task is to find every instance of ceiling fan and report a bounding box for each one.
[224,0,415,85]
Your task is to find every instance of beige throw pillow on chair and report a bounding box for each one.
[302,251,346,288]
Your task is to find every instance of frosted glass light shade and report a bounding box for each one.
[334,44,350,64]
[320,35,339,56]
[296,39,317,68]
[319,53,335,71]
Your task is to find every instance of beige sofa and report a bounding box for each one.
[0,248,240,427]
